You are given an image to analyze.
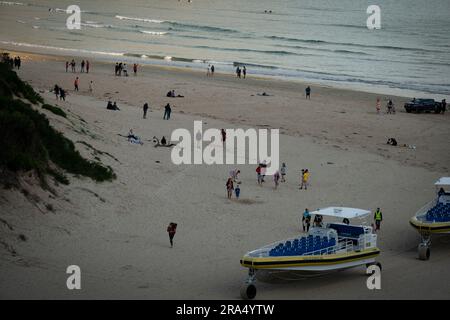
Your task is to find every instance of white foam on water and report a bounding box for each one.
[140,30,167,35]
[115,15,164,24]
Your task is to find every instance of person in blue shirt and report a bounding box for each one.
[302,208,311,232]
[235,183,241,199]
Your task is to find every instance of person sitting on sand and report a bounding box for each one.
[127,129,143,145]
[387,138,398,146]
[152,136,175,147]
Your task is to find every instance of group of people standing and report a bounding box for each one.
[236,66,247,78]
[114,62,138,76]
[66,59,90,73]
[375,97,396,114]
[2,54,21,69]
[53,84,66,101]
[206,64,215,77]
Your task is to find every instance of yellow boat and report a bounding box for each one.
[239,207,381,299]
[409,177,450,260]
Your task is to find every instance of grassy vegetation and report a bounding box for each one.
[0,56,43,104]
[0,59,115,185]
[42,104,67,118]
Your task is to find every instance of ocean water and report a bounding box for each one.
[1,0,449,97]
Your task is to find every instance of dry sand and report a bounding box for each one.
[0,50,449,299]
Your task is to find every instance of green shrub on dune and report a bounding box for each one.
[42,104,67,118]
[0,61,115,185]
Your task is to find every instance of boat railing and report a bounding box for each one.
[337,238,354,252]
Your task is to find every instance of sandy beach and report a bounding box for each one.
[0,50,449,299]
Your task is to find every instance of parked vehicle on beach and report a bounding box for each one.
[410,177,450,260]
[239,207,381,299]
[404,98,441,113]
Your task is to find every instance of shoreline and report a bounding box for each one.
[2,44,449,101]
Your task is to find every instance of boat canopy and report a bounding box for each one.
[435,177,450,188]
[310,207,371,219]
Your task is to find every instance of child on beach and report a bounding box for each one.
[280,163,287,182]
[376,97,381,114]
[53,84,59,100]
[235,183,241,199]
[167,222,177,248]
[305,86,311,99]
[89,80,93,93]
[74,77,79,91]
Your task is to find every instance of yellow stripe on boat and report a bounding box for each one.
[409,218,450,234]
[240,247,380,269]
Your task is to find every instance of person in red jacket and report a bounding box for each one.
[167,222,177,248]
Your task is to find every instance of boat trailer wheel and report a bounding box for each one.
[418,243,430,260]
[240,269,257,300]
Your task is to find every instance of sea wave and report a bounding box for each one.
[0,1,25,5]
[0,41,124,57]
[115,15,165,24]
[140,30,168,35]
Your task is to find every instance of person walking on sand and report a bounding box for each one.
[65,61,69,72]
[80,60,85,73]
[376,97,381,114]
[280,162,287,182]
[386,99,395,114]
[71,59,76,73]
[167,222,177,248]
[226,177,234,199]
[305,86,311,99]
[221,128,226,143]
[163,103,171,120]
[143,102,149,119]
[300,169,309,190]
[133,63,137,76]
[243,66,247,78]
[236,66,241,78]
[89,80,93,93]
[53,84,60,100]
[302,208,311,232]
[86,60,90,73]
[74,77,79,91]
[211,64,215,76]
[374,208,383,231]
[206,65,211,77]
[273,170,280,189]
[256,165,262,185]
